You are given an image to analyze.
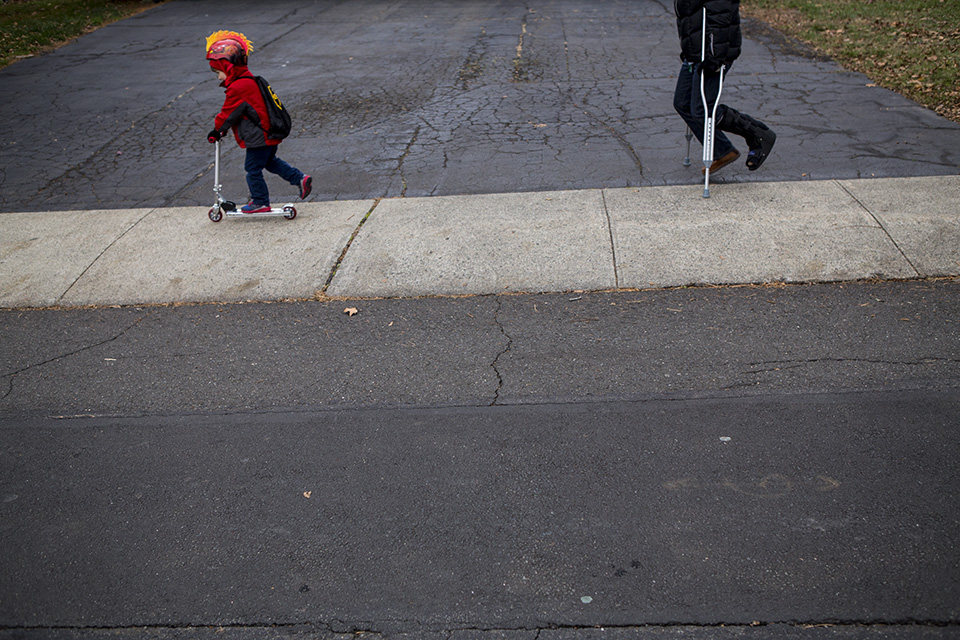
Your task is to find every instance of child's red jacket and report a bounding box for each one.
[212,61,279,149]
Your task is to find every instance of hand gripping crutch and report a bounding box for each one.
[699,10,725,198]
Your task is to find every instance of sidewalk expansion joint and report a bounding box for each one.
[836,180,921,277]
[601,189,620,289]
[321,198,381,296]
[56,208,157,305]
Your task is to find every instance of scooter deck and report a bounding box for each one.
[208,202,297,222]
[223,204,296,218]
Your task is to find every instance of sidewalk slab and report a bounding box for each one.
[326,189,617,298]
[605,180,920,289]
[55,201,370,307]
[0,209,149,308]
[2,178,957,309]
[839,175,960,277]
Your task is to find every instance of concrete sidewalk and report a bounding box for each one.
[1,175,957,309]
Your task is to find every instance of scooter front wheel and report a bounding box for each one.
[208,207,223,222]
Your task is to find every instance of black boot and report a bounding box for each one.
[718,107,776,171]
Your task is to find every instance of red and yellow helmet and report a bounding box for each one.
[205,31,253,66]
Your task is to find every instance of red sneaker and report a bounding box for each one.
[300,175,313,199]
[241,202,271,213]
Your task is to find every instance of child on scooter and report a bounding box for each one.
[205,30,311,213]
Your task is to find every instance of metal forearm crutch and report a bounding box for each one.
[681,62,693,167]
[700,10,725,198]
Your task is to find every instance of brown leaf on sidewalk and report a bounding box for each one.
[344,307,359,316]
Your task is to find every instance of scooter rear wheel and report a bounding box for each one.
[283,206,297,220]
[208,207,223,222]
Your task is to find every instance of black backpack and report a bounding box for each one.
[254,76,292,140]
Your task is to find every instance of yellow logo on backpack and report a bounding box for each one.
[267,84,283,110]
[254,76,292,140]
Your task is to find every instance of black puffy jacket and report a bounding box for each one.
[675,0,742,71]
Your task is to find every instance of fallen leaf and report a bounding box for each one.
[344,307,359,316]
[303,491,312,498]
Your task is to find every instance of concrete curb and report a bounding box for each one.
[1,176,957,309]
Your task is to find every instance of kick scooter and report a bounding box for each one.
[208,138,297,222]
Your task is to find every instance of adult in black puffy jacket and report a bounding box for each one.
[674,0,776,173]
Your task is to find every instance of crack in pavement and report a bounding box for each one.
[34,86,206,211]
[397,125,422,198]
[0,312,152,402]
[511,7,535,83]
[563,84,644,176]
[490,297,513,406]
[457,26,489,91]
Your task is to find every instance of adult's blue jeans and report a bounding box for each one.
[245,145,303,206]
[673,62,737,160]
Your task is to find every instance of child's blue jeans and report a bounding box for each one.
[245,145,303,206]
[673,62,737,161]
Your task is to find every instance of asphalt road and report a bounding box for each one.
[2,0,959,213]
[2,282,959,637]
[2,282,959,416]
[2,387,958,636]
